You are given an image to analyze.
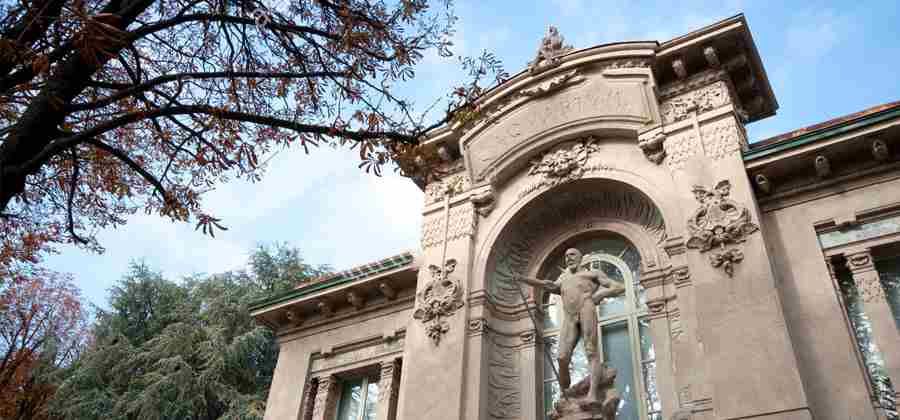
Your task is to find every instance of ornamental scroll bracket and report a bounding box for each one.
[685,180,759,276]
[638,132,666,164]
[413,259,464,345]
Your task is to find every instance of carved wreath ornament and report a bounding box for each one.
[685,180,759,276]
[522,139,610,197]
[413,259,464,345]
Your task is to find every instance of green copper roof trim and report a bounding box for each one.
[743,107,900,161]
[248,253,414,313]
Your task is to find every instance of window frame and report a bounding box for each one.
[335,374,380,420]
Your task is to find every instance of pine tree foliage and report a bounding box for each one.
[51,243,327,419]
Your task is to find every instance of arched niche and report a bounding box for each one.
[483,178,666,308]
[534,231,661,420]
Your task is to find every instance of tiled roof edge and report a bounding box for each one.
[744,101,900,161]
[248,251,416,312]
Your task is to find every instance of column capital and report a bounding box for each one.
[845,249,877,274]
[380,358,398,378]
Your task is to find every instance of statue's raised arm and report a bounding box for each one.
[590,270,625,304]
[512,275,561,295]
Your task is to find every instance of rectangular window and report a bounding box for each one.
[874,253,900,331]
[336,377,379,420]
[833,257,898,420]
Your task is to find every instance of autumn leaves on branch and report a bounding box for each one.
[0,0,512,276]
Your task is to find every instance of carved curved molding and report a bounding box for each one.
[461,65,656,185]
[486,180,666,305]
[458,57,653,135]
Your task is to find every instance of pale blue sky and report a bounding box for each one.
[46,0,900,306]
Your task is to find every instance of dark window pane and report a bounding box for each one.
[875,256,900,331]
[336,379,363,420]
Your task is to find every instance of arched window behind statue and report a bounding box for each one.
[539,232,661,420]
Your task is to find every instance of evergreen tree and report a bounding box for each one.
[51,243,326,420]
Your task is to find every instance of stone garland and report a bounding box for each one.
[413,259,465,345]
[685,180,759,276]
[518,137,620,199]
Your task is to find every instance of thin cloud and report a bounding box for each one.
[784,9,851,61]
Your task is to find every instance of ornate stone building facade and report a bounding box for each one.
[250,15,900,420]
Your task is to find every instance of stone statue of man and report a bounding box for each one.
[514,248,625,408]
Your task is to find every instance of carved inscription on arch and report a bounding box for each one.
[466,77,652,181]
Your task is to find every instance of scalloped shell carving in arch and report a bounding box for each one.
[487,180,666,305]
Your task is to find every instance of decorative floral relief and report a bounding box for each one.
[685,180,759,277]
[658,70,726,98]
[663,131,700,171]
[519,138,616,198]
[414,259,465,345]
[421,203,476,249]
[660,81,730,124]
[424,174,472,205]
[701,118,744,160]
[663,119,743,171]
[709,248,744,277]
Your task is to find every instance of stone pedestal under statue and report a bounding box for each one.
[548,365,620,420]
